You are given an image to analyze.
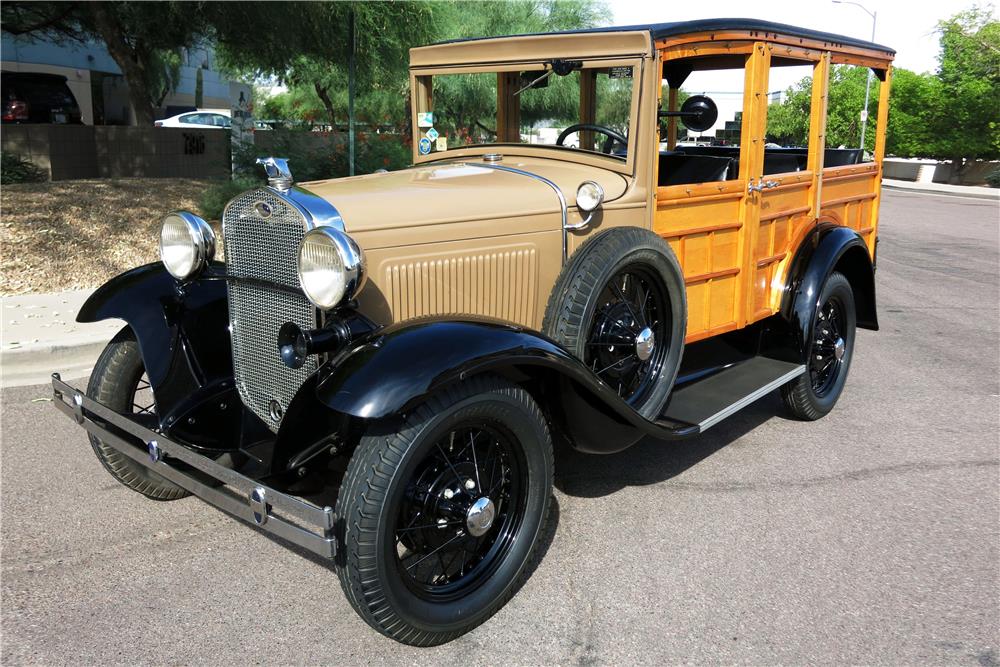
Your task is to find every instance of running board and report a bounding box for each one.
[661,357,805,433]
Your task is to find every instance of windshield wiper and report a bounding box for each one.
[514,69,553,96]
[514,59,582,96]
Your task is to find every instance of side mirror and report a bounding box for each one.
[658,95,719,133]
[679,95,718,132]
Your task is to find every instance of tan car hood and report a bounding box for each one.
[299,156,629,236]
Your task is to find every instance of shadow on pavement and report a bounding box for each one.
[170,393,787,598]
[554,392,785,498]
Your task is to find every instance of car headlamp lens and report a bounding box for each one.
[297,227,366,310]
[159,211,215,280]
[576,181,605,213]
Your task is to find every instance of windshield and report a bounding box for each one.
[414,62,637,161]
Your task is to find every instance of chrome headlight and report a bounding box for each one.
[576,181,605,212]
[297,227,366,310]
[159,211,215,280]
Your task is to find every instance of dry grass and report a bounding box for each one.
[1,178,220,295]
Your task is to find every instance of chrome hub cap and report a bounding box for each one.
[635,327,655,362]
[465,497,496,537]
[833,337,846,361]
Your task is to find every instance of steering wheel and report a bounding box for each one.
[556,123,627,154]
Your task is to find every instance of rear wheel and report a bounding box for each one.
[87,326,188,501]
[336,375,553,646]
[782,271,857,420]
[543,227,686,419]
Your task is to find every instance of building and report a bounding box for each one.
[1,34,249,126]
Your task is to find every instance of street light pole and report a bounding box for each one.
[832,0,877,153]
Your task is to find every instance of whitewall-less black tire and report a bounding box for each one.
[336,375,553,646]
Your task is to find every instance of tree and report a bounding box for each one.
[427,0,607,138]
[927,6,1000,180]
[194,67,204,109]
[765,66,891,151]
[214,2,435,133]
[245,1,606,139]
[765,77,812,146]
[434,0,604,40]
[2,2,206,125]
[882,68,939,158]
[765,65,947,156]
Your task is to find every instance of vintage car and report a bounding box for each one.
[52,19,894,645]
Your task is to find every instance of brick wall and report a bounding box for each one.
[1,125,230,180]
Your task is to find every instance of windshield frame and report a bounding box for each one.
[409,55,645,176]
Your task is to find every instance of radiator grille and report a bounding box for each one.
[223,189,318,431]
[385,247,538,325]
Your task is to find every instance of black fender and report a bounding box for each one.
[308,317,698,455]
[779,223,878,362]
[77,262,257,450]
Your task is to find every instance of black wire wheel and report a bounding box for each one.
[394,422,524,601]
[584,265,670,404]
[86,326,189,501]
[336,375,553,646]
[543,227,686,419]
[782,271,857,420]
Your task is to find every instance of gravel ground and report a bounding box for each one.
[1,179,214,296]
[1,189,998,664]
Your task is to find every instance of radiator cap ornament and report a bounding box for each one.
[256,157,293,192]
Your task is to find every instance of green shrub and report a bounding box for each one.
[235,130,342,181]
[1,152,46,184]
[356,134,411,174]
[237,129,410,182]
[198,176,263,220]
[985,167,1000,188]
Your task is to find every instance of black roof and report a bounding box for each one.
[437,18,895,55]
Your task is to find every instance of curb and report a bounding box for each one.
[1,338,105,388]
[882,181,1000,201]
[2,289,120,389]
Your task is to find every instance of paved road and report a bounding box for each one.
[2,190,998,665]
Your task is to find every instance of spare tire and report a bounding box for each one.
[542,227,686,420]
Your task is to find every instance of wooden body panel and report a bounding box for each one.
[819,163,880,253]
[652,38,891,343]
[753,179,814,320]
[654,184,744,342]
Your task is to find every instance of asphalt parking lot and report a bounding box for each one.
[2,189,998,665]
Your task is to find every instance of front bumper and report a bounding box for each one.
[51,373,337,559]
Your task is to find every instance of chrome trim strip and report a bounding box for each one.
[456,161,573,263]
[220,185,346,237]
[51,374,337,559]
[697,365,806,432]
[282,185,346,232]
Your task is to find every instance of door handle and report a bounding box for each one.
[747,178,780,194]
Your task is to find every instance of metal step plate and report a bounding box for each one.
[662,357,805,432]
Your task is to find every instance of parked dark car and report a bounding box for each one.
[1,72,83,124]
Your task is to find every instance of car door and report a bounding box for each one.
[653,44,764,343]
[747,51,829,323]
